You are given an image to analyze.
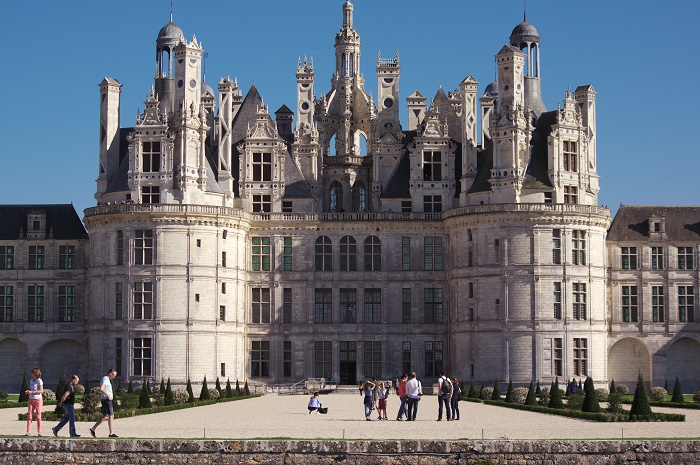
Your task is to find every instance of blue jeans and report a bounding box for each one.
[438,394,451,420]
[397,396,408,419]
[407,397,419,420]
[54,403,76,436]
[364,397,373,418]
[451,396,460,420]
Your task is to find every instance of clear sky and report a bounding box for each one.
[0,1,696,217]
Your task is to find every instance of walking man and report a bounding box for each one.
[89,368,118,438]
[437,371,452,421]
[396,374,408,420]
[52,375,80,437]
[405,372,422,421]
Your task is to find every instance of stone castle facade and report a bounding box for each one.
[1,2,698,392]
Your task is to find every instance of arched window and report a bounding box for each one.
[340,236,357,271]
[341,53,347,77]
[351,182,367,211]
[315,236,332,271]
[364,236,382,271]
[328,134,337,156]
[330,181,344,211]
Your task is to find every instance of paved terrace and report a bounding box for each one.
[1,392,698,440]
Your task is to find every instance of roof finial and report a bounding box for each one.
[524,0,527,22]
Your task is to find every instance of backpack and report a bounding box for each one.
[441,377,452,395]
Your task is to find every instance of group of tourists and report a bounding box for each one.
[22,367,119,438]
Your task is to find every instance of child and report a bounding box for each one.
[377,382,389,420]
[308,392,321,414]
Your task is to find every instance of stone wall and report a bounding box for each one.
[0,439,698,464]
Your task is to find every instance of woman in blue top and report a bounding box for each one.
[361,380,376,421]
[308,392,321,414]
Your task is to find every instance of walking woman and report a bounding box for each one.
[361,379,376,421]
[25,367,44,436]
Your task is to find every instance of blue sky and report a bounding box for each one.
[0,1,696,217]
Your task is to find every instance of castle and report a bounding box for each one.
[1,1,698,392]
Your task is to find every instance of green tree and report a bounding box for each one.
[663,378,669,392]
[491,380,501,401]
[139,380,152,408]
[467,381,476,398]
[609,379,616,395]
[164,378,174,405]
[116,380,123,396]
[200,376,210,400]
[160,378,166,394]
[215,377,222,397]
[629,373,652,419]
[581,377,601,413]
[18,374,29,403]
[525,381,537,406]
[144,379,151,395]
[127,380,134,394]
[671,375,684,403]
[235,380,242,396]
[186,379,195,403]
[225,378,233,398]
[243,381,250,396]
[548,378,564,409]
[54,374,67,416]
[535,381,541,395]
[505,380,514,403]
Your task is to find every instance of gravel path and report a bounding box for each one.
[3,393,699,440]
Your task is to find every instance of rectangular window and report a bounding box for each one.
[678,247,694,270]
[563,140,577,171]
[423,237,444,271]
[252,194,271,213]
[141,186,160,204]
[222,251,227,267]
[58,286,75,322]
[314,341,332,378]
[363,289,381,324]
[363,237,381,271]
[283,237,292,271]
[283,341,292,378]
[252,237,271,271]
[651,247,664,270]
[679,285,695,322]
[572,283,587,320]
[424,288,443,323]
[572,231,586,265]
[196,239,201,248]
[221,282,226,294]
[252,152,272,182]
[552,229,561,264]
[133,337,153,377]
[219,305,226,321]
[28,246,45,270]
[115,338,122,375]
[402,288,411,324]
[621,247,637,270]
[282,201,293,213]
[134,230,154,265]
[27,285,44,322]
[402,341,411,375]
[116,230,124,265]
[564,186,578,204]
[58,246,76,269]
[251,341,270,377]
[251,288,271,323]
[554,338,563,377]
[554,282,562,320]
[339,237,357,271]
[364,341,382,378]
[133,282,153,320]
[468,282,474,299]
[622,285,638,322]
[0,246,14,270]
[423,195,442,213]
[283,288,292,323]
[314,289,332,323]
[0,286,13,322]
[573,338,587,376]
[315,237,332,271]
[221,363,226,377]
[142,141,161,172]
[339,288,357,323]
[424,341,443,378]
[401,237,411,271]
[422,150,442,181]
[652,286,665,322]
[401,201,412,213]
[115,283,123,319]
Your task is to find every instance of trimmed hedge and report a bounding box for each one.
[621,399,700,410]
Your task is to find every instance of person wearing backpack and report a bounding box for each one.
[437,371,452,421]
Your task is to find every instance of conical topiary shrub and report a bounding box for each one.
[235,380,242,396]
[143,379,151,395]
[467,381,476,398]
[505,380,514,403]
[139,380,152,408]
[491,380,501,401]
[535,381,541,395]
[525,381,537,406]
[186,378,195,403]
[609,379,616,395]
[225,378,233,398]
[243,381,250,396]
[127,380,134,394]
[548,378,564,409]
[215,377,222,397]
[664,378,669,392]
[581,377,601,412]
[565,380,571,397]
[164,378,174,405]
[629,373,652,420]
[671,375,684,403]
[200,376,211,400]
[18,374,29,403]
[160,378,166,394]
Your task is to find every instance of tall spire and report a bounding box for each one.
[170,1,173,22]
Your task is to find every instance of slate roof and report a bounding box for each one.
[608,206,700,242]
[523,110,555,189]
[380,131,416,199]
[0,205,88,240]
[230,85,265,196]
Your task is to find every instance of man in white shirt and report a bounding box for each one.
[405,372,422,421]
[89,368,118,438]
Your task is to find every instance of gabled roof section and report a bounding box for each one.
[497,44,524,55]
[282,151,312,199]
[380,131,415,199]
[468,140,494,194]
[0,205,88,240]
[523,110,556,189]
[275,104,293,115]
[608,206,700,242]
[230,85,265,195]
[431,88,461,142]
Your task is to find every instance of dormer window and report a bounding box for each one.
[648,216,667,241]
[26,210,47,240]
[252,153,272,181]
[422,150,442,181]
[142,141,161,172]
[32,221,40,231]
[563,141,577,171]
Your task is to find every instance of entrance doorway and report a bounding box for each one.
[339,341,357,385]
